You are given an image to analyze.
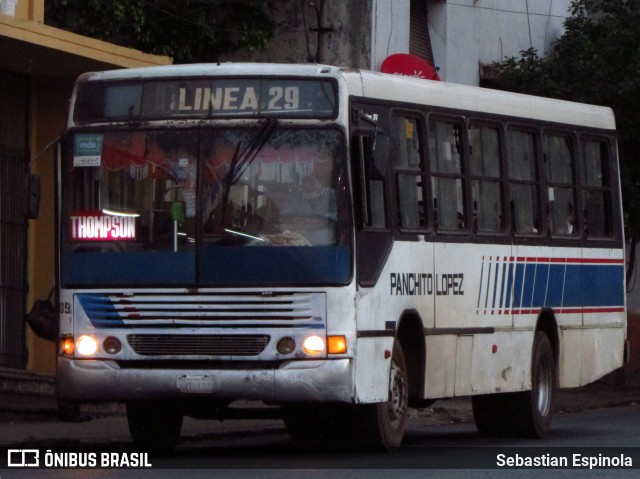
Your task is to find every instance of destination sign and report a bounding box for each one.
[70,212,136,241]
[176,84,301,113]
[74,78,336,123]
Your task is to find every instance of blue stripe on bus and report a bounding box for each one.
[496,260,624,312]
[531,263,549,308]
[505,261,515,310]
[562,264,584,307]
[77,294,124,326]
[544,263,562,307]
[512,263,525,309]
[580,265,624,306]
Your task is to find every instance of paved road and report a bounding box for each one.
[2,404,639,479]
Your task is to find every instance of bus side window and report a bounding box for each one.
[428,119,467,232]
[469,124,503,233]
[352,133,388,229]
[581,138,612,238]
[545,134,577,237]
[392,116,426,230]
[508,129,541,235]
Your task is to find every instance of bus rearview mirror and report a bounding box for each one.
[25,173,41,219]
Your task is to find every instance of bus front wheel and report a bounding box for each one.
[357,339,409,449]
[284,339,408,449]
[126,399,183,451]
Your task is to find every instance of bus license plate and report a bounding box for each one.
[177,375,215,394]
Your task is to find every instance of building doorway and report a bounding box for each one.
[0,70,29,368]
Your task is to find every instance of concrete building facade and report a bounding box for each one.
[227,0,571,86]
[424,0,570,85]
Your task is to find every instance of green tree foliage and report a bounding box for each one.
[45,0,274,64]
[493,0,640,242]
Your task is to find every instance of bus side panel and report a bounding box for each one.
[558,329,583,388]
[579,245,625,384]
[424,335,456,398]
[512,244,626,389]
[354,241,434,403]
[558,245,625,387]
[353,335,394,403]
[580,327,625,385]
[470,331,531,394]
[353,283,396,403]
[430,243,515,397]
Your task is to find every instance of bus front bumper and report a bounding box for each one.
[56,357,353,403]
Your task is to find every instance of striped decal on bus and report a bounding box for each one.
[476,256,625,316]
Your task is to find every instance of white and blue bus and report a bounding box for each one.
[55,63,627,449]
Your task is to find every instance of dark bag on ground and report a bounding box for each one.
[25,290,57,342]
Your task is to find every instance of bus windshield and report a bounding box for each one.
[61,126,351,287]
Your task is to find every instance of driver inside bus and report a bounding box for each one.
[300,175,336,221]
[265,175,337,245]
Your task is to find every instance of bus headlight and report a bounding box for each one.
[76,335,98,356]
[302,335,325,355]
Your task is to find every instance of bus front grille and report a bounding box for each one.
[127,334,270,356]
[76,292,325,328]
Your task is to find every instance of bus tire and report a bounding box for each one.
[358,339,409,449]
[471,393,510,437]
[126,399,183,451]
[285,340,408,449]
[284,403,363,447]
[513,330,556,438]
[472,331,555,438]
[282,404,333,445]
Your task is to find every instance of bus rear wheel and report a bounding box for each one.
[126,399,183,451]
[515,330,556,437]
[472,331,555,438]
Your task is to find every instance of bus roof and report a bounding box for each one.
[76,63,616,131]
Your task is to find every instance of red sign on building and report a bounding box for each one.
[381,53,440,81]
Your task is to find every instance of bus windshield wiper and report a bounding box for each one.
[220,119,278,228]
[223,118,278,186]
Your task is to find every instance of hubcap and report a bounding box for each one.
[536,354,552,417]
[387,359,408,427]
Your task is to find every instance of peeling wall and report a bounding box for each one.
[221,0,372,69]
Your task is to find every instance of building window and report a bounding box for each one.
[410,0,435,64]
